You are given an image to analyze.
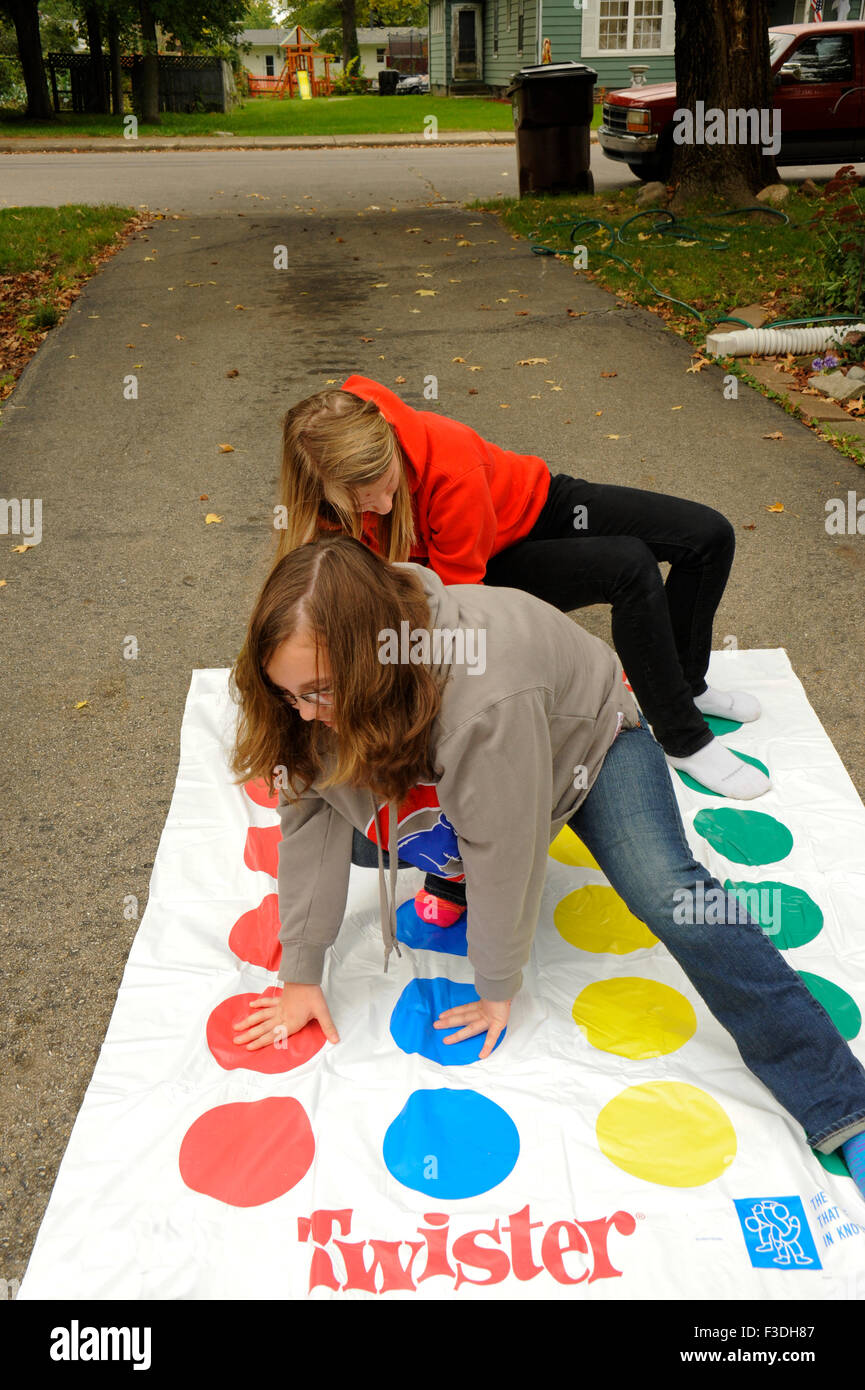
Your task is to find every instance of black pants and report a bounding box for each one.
[351,829,467,908]
[483,474,736,758]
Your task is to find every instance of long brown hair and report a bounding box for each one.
[230,534,442,803]
[276,388,416,565]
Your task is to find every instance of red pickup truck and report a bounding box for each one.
[599,20,865,181]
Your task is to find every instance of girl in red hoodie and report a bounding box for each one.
[276,375,767,918]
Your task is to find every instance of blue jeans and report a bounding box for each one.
[567,717,865,1153]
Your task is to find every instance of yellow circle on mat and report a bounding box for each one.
[554,884,658,954]
[597,1082,737,1187]
[573,978,697,1059]
[549,826,600,869]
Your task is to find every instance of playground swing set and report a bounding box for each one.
[246,26,334,98]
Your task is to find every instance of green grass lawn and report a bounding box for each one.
[0,204,136,398]
[481,183,856,338]
[0,94,522,138]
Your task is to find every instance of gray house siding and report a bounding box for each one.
[484,0,538,87]
[430,0,675,94]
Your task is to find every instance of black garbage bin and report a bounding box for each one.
[506,61,597,196]
[378,68,400,95]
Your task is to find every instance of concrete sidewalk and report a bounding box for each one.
[0,128,600,152]
[2,189,864,1286]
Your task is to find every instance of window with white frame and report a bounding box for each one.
[493,0,500,55]
[581,0,674,57]
[517,0,525,53]
[430,0,444,34]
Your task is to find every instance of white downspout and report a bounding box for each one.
[537,0,543,62]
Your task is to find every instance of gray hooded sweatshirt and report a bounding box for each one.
[276,564,640,1001]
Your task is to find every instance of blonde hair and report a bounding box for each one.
[277,388,416,565]
[230,533,442,804]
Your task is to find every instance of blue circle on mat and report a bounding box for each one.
[383,1088,520,1198]
[396,898,468,956]
[390,977,505,1065]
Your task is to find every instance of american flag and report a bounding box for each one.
[810,0,824,19]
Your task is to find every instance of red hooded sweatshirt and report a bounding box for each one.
[341,375,552,585]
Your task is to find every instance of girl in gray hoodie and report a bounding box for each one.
[229,533,865,1197]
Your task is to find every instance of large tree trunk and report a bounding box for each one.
[85,5,110,113]
[341,0,359,70]
[7,0,53,118]
[138,0,160,124]
[107,9,123,117]
[671,0,778,207]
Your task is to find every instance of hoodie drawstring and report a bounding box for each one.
[371,793,402,974]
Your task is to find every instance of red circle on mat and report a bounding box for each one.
[207,988,326,1073]
[244,824,280,877]
[229,894,281,971]
[179,1096,314,1207]
[244,778,279,809]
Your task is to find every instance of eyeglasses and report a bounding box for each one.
[282,687,334,710]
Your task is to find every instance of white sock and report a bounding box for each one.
[693,686,761,722]
[667,738,771,800]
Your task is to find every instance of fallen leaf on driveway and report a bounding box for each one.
[226,369,239,377]
[606,434,621,439]
[11,544,32,553]
[766,502,785,512]
[415,290,437,296]
[205,514,223,524]
[395,376,406,384]
[218,444,235,453]
[452,357,467,363]
[763,432,784,440]
[600,371,617,378]
[517,358,549,366]
[743,523,757,530]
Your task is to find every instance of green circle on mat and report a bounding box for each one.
[675,749,768,796]
[722,879,824,948]
[693,808,793,866]
[814,1146,851,1179]
[703,714,743,737]
[798,970,862,1040]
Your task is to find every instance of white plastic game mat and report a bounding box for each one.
[18,650,865,1300]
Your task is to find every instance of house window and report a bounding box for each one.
[376,47,386,62]
[493,0,499,55]
[507,0,512,29]
[600,0,663,50]
[581,0,673,57]
[430,0,444,34]
[517,0,525,54]
[265,54,275,75]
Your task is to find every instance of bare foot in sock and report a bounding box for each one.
[693,687,761,722]
[667,738,771,800]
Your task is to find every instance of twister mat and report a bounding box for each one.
[19,650,865,1300]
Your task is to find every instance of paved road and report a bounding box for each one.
[2,142,862,212]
